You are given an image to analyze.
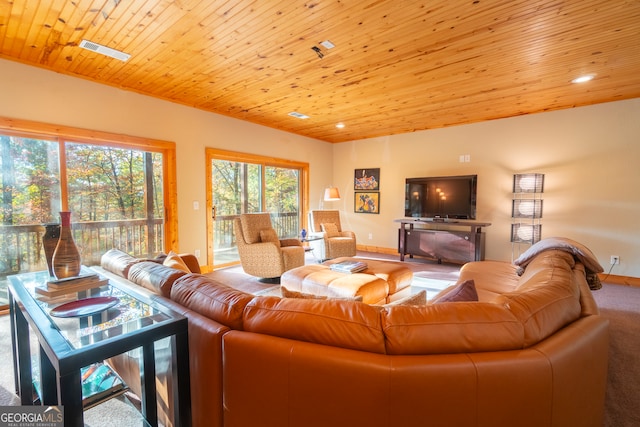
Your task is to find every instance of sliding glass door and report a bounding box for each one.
[206,149,308,268]
[0,118,177,311]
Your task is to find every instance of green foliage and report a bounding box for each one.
[1,135,163,225]
[0,136,60,225]
[265,166,299,213]
[212,160,261,215]
[66,144,162,220]
[211,161,299,217]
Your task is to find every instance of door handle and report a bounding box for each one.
[212,206,216,221]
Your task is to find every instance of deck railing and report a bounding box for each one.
[213,212,300,247]
[270,211,300,239]
[73,219,165,265]
[0,219,164,278]
[1,212,300,277]
[0,224,47,277]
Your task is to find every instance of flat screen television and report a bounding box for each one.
[405,175,477,220]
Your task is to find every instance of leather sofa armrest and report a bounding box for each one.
[101,248,140,277]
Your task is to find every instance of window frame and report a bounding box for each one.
[205,147,310,268]
[0,116,178,251]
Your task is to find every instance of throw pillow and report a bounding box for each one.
[139,252,166,265]
[259,228,281,246]
[431,279,478,303]
[281,286,364,302]
[321,222,340,238]
[163,251,191,273]
[383,290,427,307]
[153,252,168,263]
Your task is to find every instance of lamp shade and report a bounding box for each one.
[510,223,542,244]
[512,199,543,218]
[324,187,341,201]
[513,173,545,193]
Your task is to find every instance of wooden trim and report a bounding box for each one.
[164,147,179,252]
[356,244,398,256]
[0,117,174,151]
[598,273,640,288]
[207,147,310,169]
[58,139,69,211]
[205,151,214,268]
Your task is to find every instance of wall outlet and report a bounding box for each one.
[368,233,373,240]
[610,255,620,265]
[195,249,201,258]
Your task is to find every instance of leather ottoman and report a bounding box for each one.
[323,257,414,303]
[280,264,389,305]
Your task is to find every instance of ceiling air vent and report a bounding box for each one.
[288,112,310,119]
[79,40,131,62]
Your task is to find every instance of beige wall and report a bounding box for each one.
[333,98,640,277]
[1,58,638,278]
[0,59,333,265]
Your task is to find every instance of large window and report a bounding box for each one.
[0,117,177,309]
[206,148,309,268]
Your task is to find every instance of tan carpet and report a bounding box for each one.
[592,283,640,427]
[0,313,19,406]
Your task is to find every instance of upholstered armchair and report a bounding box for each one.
[308,210,357,261]
[233,213,305,280]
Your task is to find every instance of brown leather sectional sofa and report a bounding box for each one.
[96,243,609,427]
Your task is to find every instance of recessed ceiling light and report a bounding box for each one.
[79,39,130,61]
[335,122,345,129]
[320,40,335,50]
[571,74,595,84]
[288,111,310,119]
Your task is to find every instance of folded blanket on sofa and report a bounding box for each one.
[514,237,604,290]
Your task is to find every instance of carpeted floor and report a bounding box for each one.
[0,315,144,426]
[591,283,640,427]
[0,316,18,406]
[1,251,638,426]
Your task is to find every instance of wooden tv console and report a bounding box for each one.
[396,219,491,264]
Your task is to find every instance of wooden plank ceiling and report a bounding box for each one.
[1,0,639,143]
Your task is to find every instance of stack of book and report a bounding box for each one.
[329,260,368,274]
[35,267,109,297]
[32,361,126,409]
[80,362,127,409]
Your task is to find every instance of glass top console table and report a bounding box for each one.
[8,270,191,427]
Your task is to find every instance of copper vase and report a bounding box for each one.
[42,223,61,277]
[52,211,81,279]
